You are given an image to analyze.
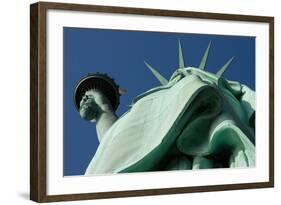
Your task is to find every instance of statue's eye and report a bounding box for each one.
[85,95,94,100]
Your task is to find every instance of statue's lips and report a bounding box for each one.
[79,104,89,111]
[80,103,90,109]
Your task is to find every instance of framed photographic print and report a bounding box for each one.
[30,1,274,202]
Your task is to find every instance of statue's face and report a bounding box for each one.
[79,90,100,121]
[79,89,113,121]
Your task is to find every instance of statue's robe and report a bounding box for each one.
[85,68,255,175]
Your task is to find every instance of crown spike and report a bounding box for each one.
[178,40,185,68]
[144,61,168,85]
[199,41,212,70]
[216,56,235,78]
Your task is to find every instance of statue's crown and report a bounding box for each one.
[144,40,234,85]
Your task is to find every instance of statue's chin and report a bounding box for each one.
[79,107,98,121]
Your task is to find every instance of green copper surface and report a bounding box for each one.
[77,41,255,175]
[178,40,185,68]
[144,61,168,85]
[199,41,211,70]
[216,56,235,77]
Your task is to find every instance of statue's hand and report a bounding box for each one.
[79,89,113,121]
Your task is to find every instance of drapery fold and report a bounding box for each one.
[85,68,255,175]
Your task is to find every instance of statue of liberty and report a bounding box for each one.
[74,41,255,175]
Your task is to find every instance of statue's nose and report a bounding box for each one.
[81,95,88,102]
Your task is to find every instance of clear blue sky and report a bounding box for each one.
[63,27,255,176]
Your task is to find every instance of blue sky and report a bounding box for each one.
[63,27,255,176]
